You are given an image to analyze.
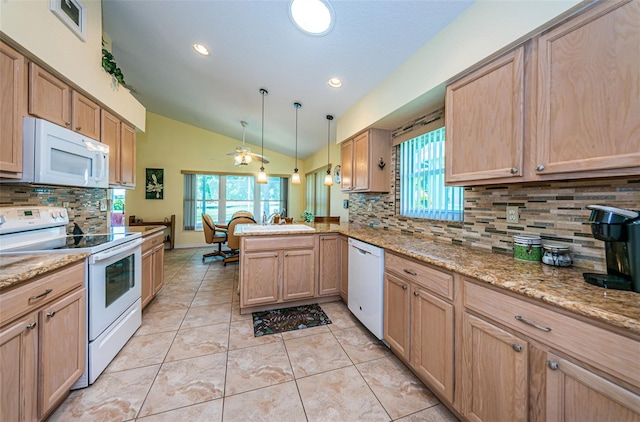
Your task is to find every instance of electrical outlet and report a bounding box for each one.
[506,206,519,223]
[62,202,69,208]
[99,199,107,212]
[367,201,373,212]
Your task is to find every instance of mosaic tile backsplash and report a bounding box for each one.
[0,184,108,234]
[348,151,640,271]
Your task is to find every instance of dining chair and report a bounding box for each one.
[223,215,256,266]
[202,214,228,262]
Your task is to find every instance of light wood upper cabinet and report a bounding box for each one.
[28,63,71,128]
[101,110,137,188]
[0,41,25,177]
[318,234,340,297]
[445,46,525,184]
[340,128,391,193]
[71,91,100,140]
[535,0,640,176]
[120,123,136,187]
[461,312,529,422]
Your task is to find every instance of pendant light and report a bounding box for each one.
[257,88,268,184]
[323,114,334,186]
[291,102,302,185]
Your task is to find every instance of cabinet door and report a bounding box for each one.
[383,272,410,360]
[546,353,640,422]
[282,249,315,301]
[353,132,370,190]
[120,123,136,187]
[339,235,349,302]
[101,110,121,185]
[445,46,525,184]
[462,312,528,422]
[0,313,37,422]
[28,63,71,128]
[340,139,353,191]
[153,243,165,295]
[242,252,279,306]
[71,91,100,139]
[141,248,154,308]
[411,286,454,402]
[536,0,640,176]
[0,41,25,176]
[38,288,85,419]
[318,235,340,296]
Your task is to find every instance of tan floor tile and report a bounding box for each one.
[48,365,159,421]
[222,381,306,421]
[285,332,352,378]
[357,356,439,420]
[231,304,252,321]
[322,301,360,331]
[395,404,460,422]
[225,342,294,396]
[333,325,391,364]
[145,292,195,314]
[165,322,230,362]
[228,319,283,350]
[159,281,201,295]
[297,366,389,422]
[136,309,187,336]
[281,324,331,340]
[139,353,227,417]
[199,278,234,291]
[181,303,231,329]
[191,289,233,307]
[136,399,223,421]
[105,331,175,373]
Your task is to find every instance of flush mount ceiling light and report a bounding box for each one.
[192,43,210,56]
[290,0,334,36]
[327,77,342,88]
[324,114,334,186]
[291,102,302,185]
[257,88,269,184]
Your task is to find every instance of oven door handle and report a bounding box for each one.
[90,238,144,263]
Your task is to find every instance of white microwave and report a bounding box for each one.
[2,117,109,188]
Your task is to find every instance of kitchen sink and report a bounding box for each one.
[238,224,315,233]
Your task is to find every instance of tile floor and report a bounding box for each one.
[49,248,460,422]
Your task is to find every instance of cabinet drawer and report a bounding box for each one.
[0,261,84,327]
[385,253,453,300]
[464,279,640,389]
[142,232,163,253]
[244,235,315,252]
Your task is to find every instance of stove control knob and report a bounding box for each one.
[51,211,60,219]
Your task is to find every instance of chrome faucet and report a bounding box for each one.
[262,211,267,225]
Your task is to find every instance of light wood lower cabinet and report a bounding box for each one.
[383,272,410,360]
[318,234,340,296]
[0,261,85,422]
[141,231,165,308]
[461,312,529,422]
[339,235,348,303]
[282,249,315,300]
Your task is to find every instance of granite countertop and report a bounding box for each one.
[239,222,640,335]
[0,253,89,291]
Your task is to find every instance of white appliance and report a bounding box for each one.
[0,206,142,388]
[348,237,385,340]
[0,117,109,188]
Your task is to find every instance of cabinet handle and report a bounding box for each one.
[515,315,551,332]
[284,253,289,257]
[76,126,82,130]
[46,310,56,318]
[546,360,559,370]
[413,291,419,297]
[65,121,71,126]
[403,269,417,276]
[536,164,545,171]
[29,289,53,301]
[512,344,522,352]
[26,322,37,330]
[510,167,518,174]
[273,253,278,257]
[402,285,408,290]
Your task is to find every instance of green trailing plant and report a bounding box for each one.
[101,48,126,86]
[300,210,314,223]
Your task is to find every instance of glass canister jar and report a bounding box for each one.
[542,244,572,267]
[513,235,542,262]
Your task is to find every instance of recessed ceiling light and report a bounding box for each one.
[193,43,210,56]
[290,0,334,36]
[327,77,342,88]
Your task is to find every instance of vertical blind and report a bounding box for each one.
[399,127,464,221]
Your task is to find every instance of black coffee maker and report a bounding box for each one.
[583,205,640,292]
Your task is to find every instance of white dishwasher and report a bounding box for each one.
[348,238,385,340]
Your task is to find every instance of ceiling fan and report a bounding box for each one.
[227,121,269,165]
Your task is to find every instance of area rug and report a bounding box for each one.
[252,304,332,337]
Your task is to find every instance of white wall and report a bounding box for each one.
[0,0,145,129]
[336,0,584,142]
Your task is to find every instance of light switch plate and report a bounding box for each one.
[506,206,519,223]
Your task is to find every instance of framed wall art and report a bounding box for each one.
[145,168,164,200]
[50,0,87,42]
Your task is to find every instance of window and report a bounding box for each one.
[305,168,330,217]
[183,173,288,230]
[399,127,463,221]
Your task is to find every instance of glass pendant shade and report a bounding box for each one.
[257,88,268,184]
[292,170,301,184]
[257,168,267,184]
[323,170,333,186]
